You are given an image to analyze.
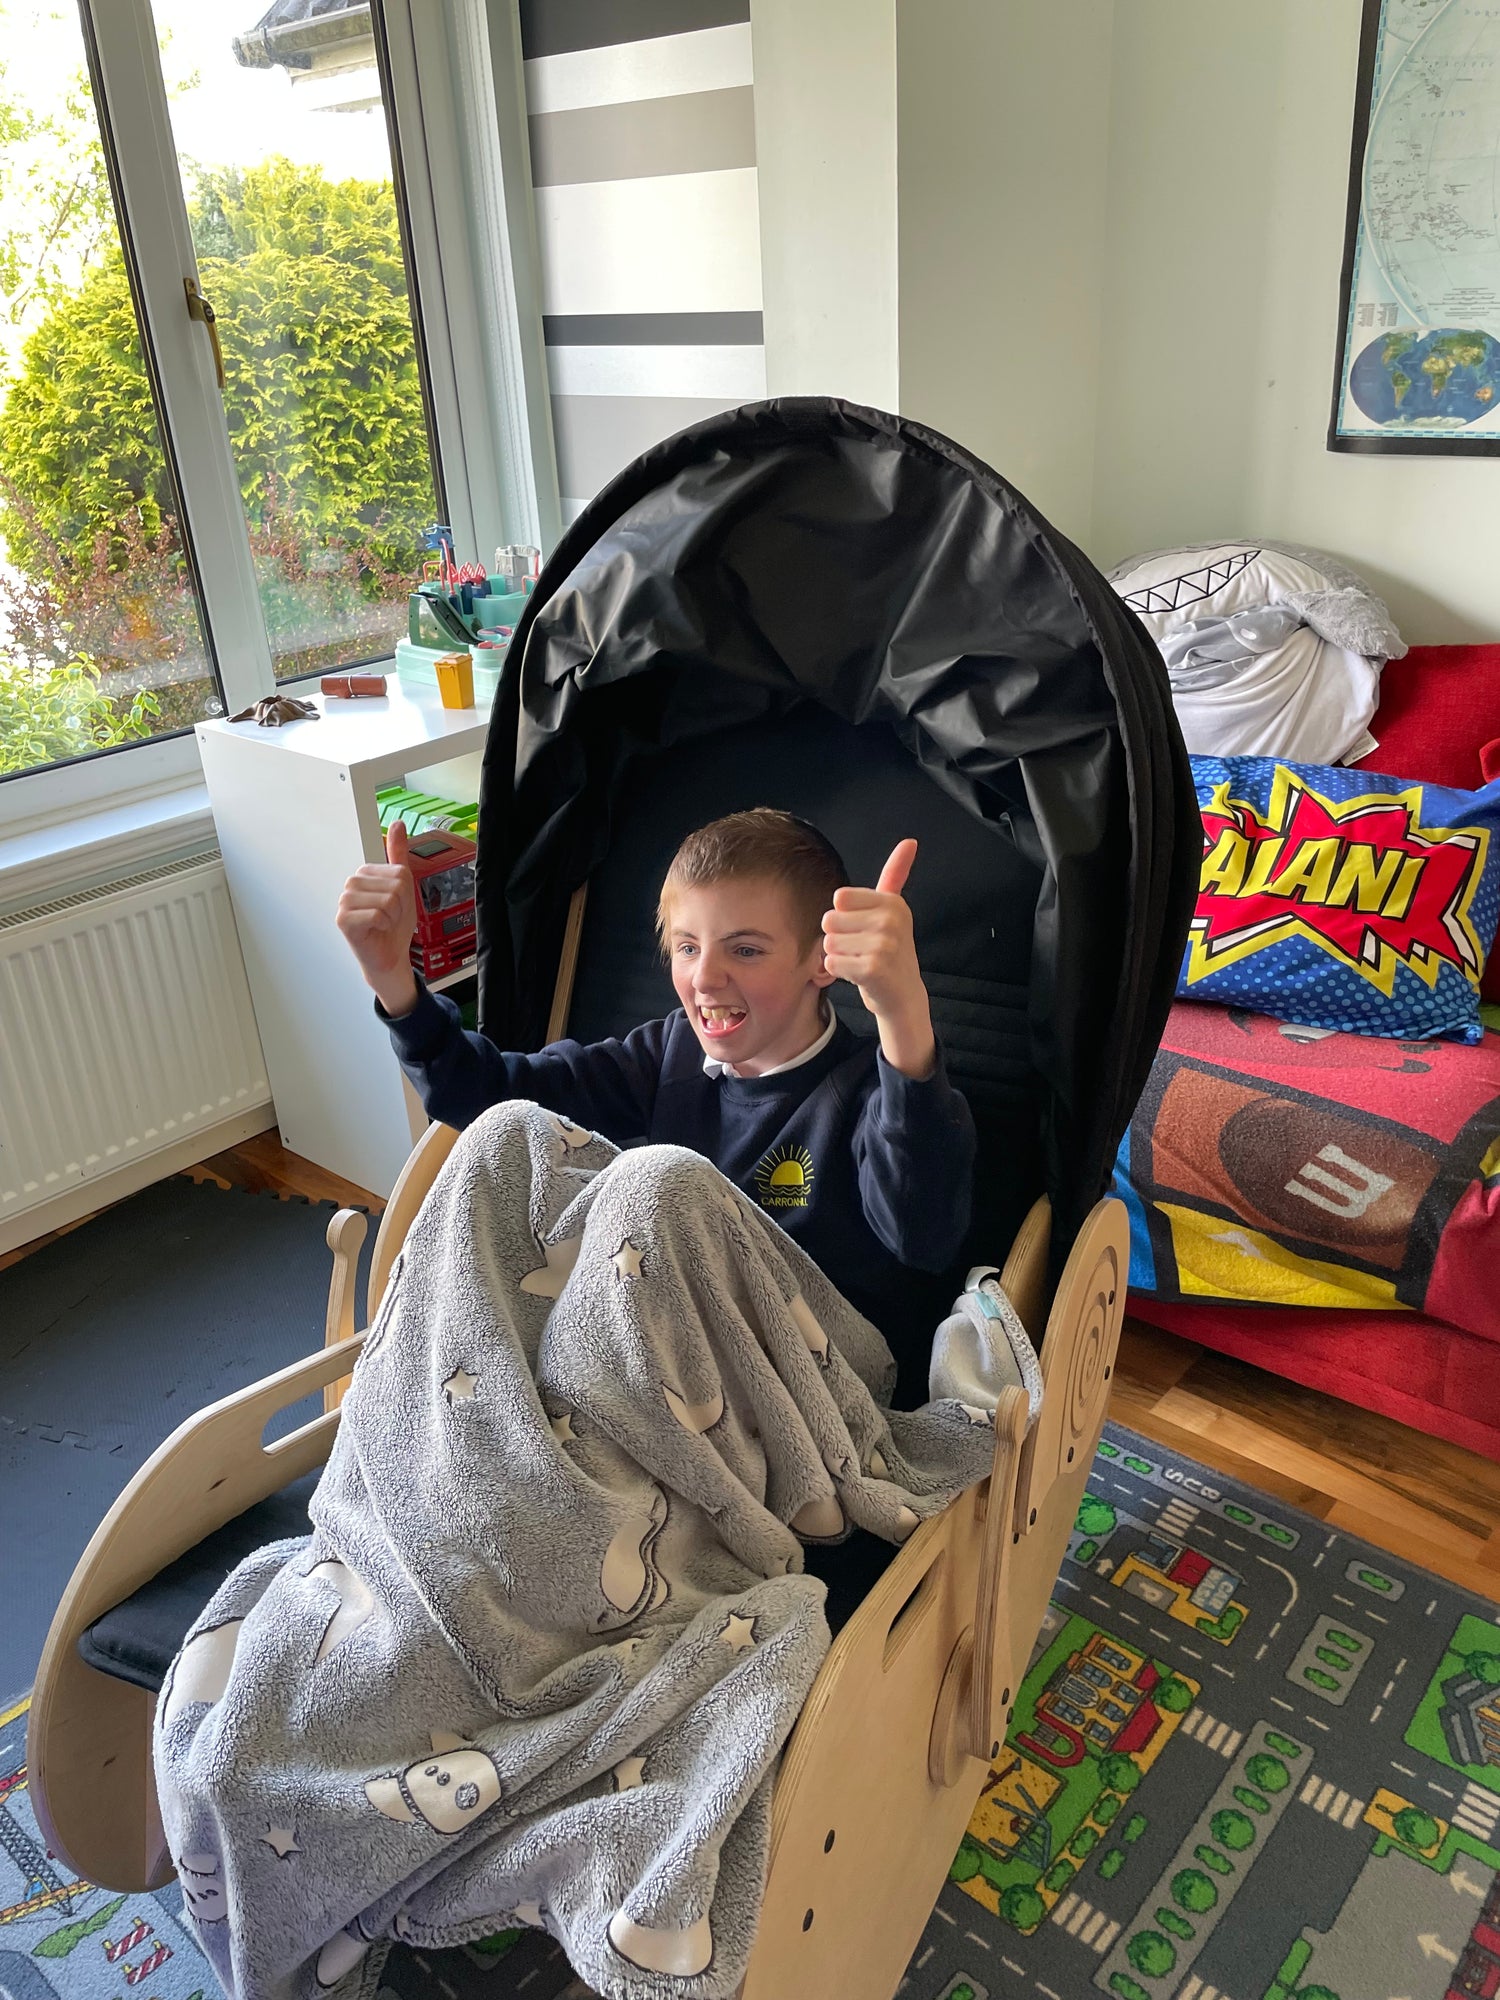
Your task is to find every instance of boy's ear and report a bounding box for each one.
[810,937,837,989]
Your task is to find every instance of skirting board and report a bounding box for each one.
[0,1100,277,1258]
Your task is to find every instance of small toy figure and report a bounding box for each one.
[230,695,319,727]
[321,673,387,698]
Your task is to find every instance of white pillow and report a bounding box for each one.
[1108,541,1406,764]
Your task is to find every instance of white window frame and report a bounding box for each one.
[0,0,556,851]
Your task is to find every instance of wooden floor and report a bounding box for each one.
[11,1131,1500,1602]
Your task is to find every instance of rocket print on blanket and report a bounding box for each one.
[365,1733,504,1835]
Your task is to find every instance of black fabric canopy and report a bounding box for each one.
[476,398,1197,1255]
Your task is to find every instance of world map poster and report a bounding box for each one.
[1331,0,1500,452]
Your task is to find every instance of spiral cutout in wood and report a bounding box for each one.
[1065,1242,1120,1444]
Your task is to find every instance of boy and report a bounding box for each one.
[337,809,975,1391]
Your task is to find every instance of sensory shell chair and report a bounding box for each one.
[29,400,1199,2000]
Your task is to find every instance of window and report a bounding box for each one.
[0,0,545,805]
[0,0,221,780]
[153,0,439,682]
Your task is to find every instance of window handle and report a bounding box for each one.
[184,276,225,390]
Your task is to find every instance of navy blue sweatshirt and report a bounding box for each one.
[381,986,976,1393]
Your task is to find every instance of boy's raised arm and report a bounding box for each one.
[335,824,659,1139]
[826,839,975,1269]
[337,819,422,1019]
[819,838,937,1079]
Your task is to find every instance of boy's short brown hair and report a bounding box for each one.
[657,809,849,953]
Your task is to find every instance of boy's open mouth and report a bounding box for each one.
[697,1005,747,1039]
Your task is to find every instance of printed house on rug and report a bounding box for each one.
[1113,642,1500,1459]
[917,1425,1500,2000]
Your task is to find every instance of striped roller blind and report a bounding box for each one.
[520,0,765,523]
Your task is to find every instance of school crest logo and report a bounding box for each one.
[754,1144,815,1210]
[1188,766,1489,996]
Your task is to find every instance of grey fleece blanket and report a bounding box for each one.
[154,1103,1000,2000]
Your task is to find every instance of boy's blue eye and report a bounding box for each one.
[733,946,763,959]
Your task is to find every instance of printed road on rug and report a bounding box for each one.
[4,1423,1497,2000]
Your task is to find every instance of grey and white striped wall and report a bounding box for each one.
[519,0,765,523]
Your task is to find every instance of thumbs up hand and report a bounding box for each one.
[821,838,937,1079]
[336,819,421,1018]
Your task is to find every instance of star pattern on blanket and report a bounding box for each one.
[263,1826,301,1859]
[442,1367,479,1404]
[519,1231,582,1299]
[959,1403,995,1427]
[612,1238,644,1280]
[612,1755,647,1791]
[719,1613,757,1654]
[550,1411,576,1443]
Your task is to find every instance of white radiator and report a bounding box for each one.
[0,853,273,1248]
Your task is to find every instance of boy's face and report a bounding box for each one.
[666,875,835,1076]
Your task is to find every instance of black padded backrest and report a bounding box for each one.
[567,704,1045,1262]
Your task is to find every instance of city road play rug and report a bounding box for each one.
[909,1423,1500,2000]
[3,1424,1497,2000]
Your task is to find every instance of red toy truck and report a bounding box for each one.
[405,829,477,980]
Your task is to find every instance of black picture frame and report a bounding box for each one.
[1328,0,1500,456]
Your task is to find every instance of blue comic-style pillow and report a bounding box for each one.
[1180,755,1500,1042]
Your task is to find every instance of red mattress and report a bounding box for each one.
[1129,641,1500,1460]
[1127,1296,1500,1462]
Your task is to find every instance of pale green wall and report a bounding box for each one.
[751,0,898,412]
[1093,0,1500,643]
[754,0,1496,640]
[895,0,1115,544]
[750,0,1113,543]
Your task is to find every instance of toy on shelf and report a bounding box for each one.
[230,694,319,727]
[321,672,387,698]
[376,785,479,839]
[405,827,477,980]
[397,526,539,702]
[434,652,475,710]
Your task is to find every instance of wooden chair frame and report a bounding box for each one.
[27,882,1129,2000]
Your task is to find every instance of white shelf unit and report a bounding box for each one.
[196,684,491,1198]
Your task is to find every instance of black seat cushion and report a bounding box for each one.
[78,1473,321,1692]
[79,1480,894,1691]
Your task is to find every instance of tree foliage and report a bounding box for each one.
[998,1883,1044,1931]
[0,158,433,582]
[1075,1496,1116,1538]
[1171,1867,1218,1914]
[1098,1753,1142,1794]
[0,653,158,775]
[1392,1806,1440,1851]
[0,28,111,339]
[1126,1931,1177,1978]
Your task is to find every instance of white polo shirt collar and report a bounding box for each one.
[700,1006,837,1081]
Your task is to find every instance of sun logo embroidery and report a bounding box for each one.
[1188,766,1490,996]
[754,1144,815,1210]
